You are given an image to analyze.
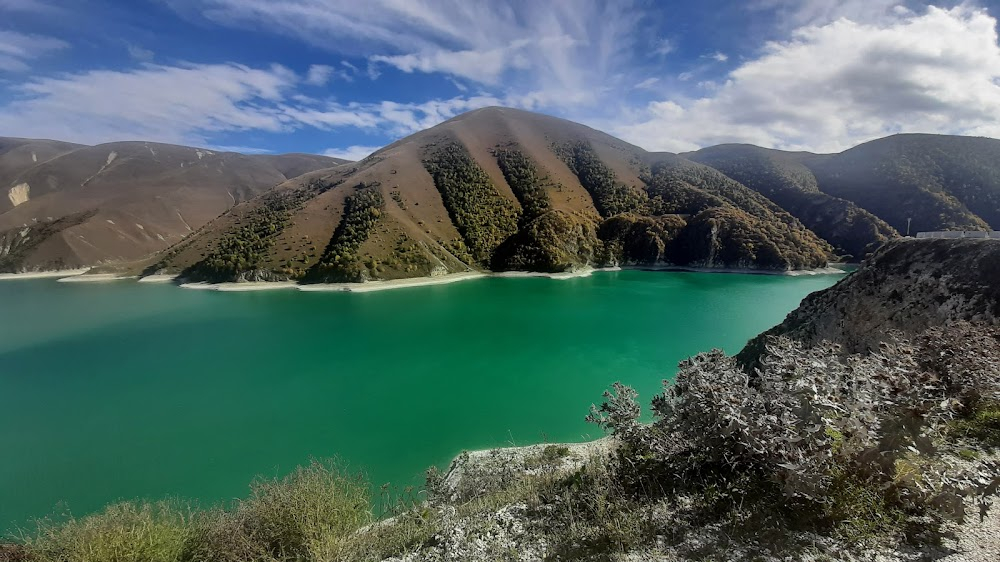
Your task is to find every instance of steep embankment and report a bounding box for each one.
[740,238,1000,363]
[154,106,832,283]
[0,139,346,272]
[686,144,898,260]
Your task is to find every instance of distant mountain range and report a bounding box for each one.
[2,107,998,279]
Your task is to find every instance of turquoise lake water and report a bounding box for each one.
[0,270,841,531]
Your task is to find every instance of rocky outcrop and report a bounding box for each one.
[739,238,1000,365]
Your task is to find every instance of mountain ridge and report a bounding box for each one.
[4,108,1000,280]
[147,106,831,283]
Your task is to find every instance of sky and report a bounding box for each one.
[1,0,1000,159]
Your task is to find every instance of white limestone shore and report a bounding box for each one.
[297,271,486,292]
[137,274,180,284]
[58,273,137,283]
[0,263,847,290]
[0,268,89,280]
[492,267,621,280]
[180,281,300,292]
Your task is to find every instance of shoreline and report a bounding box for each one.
[137,274,179,284]
[622,264,848,277]
[491,267,621,280]
[180,281,300,292]
[0,268,89,280]
[58,273,138,283]
[297,271,486,292]
[0,263,847,291]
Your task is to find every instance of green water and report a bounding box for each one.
[0,271,840,531]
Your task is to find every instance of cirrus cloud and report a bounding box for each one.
[0,61,507,147]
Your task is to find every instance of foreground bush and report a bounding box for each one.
[588,322,1000,547]
[15,461,434,562]
[183,460,370,561]
[25,502,191,562]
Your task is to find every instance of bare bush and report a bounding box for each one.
[590,322,1000,544]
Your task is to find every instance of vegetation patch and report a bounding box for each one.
[687,146,898,260]
[597,213,687,265]
[423,142,519,265]
[950,401,1000,449]
[806,135,1000,233]
[669,206,829,270]
[23,501,192,562]
[179,177,343,282]
[555,141,648,217]
[304,182,385,283]
[15,461,437,562]
[583,322,1000,556]
[492,146,552,224]
[491,210,599,272]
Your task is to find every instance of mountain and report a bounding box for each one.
[799,134,1000,234]
[685,144,898,260]
[147,106,832,283]
[0,139,346,272]
[8,112,1000,280]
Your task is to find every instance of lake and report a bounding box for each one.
[0,270,840,531]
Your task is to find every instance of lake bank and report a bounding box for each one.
[4,263,847,292]
[0,269,89,280]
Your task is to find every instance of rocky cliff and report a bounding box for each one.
[739,238,1000,364]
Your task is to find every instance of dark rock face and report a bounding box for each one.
[739,238,1000,365]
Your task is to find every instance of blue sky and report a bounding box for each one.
[1,0,999,159]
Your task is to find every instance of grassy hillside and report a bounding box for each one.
[687,144,898,260]
[0,140,345,272]
[11,110,1000,280]
[149,107,834,283]
[800,134,1000,233]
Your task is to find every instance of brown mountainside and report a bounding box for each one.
[0,139,346,272]
[151,107,831,283]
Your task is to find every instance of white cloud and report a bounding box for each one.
[305,64,334,85]
[371,45,516,85]
[634,77,659,90]
[710,51,729,62]
[612,5,1000,153]
[323,145,381,160]
[127,44,154,62]
[0,60,510,146]
[0,63,298,144]
[0,30,68,72]
[652,38,675,57]
[170,0,642,109]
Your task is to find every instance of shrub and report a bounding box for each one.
[423,142,519,265]
[589,323,1000,546]
[305,183,385,283]
[493,146,552,224]
[182,178,344,282]
[555,142,648,217]
[491,210,600,272]
[950,402,1000,449]
[187,460,371,561]
[26,501,192,562]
